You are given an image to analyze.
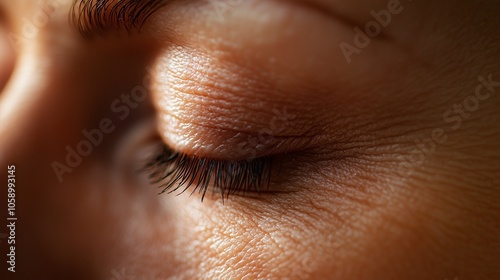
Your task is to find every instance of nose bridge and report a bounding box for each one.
[0,2,185,278]
[0,0,162,178]
[0,0,81,166]
[0,42,92,167]
[0,24,15,92]
[0,28,110,278]
[1,35,157,169]
[0,14,166,278]
[0,53,65,163]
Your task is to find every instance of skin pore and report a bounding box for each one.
[0,0,499,279]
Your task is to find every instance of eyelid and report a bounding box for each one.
[150,50,324,161]
[156,104,319,161]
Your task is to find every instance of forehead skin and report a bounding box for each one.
[0,0,499,280]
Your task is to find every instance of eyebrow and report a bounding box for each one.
[71,0,169,37]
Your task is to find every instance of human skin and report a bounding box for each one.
[0,0,499,279]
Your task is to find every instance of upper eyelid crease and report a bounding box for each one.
[70,0,169,37]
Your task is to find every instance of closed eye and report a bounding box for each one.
[143,142,274,202]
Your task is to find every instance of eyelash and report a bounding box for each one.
[144,144,274,202]
[71,0,167,36]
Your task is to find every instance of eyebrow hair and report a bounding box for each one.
[71,0,168,37]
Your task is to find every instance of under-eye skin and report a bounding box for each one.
[144,143,274,202]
